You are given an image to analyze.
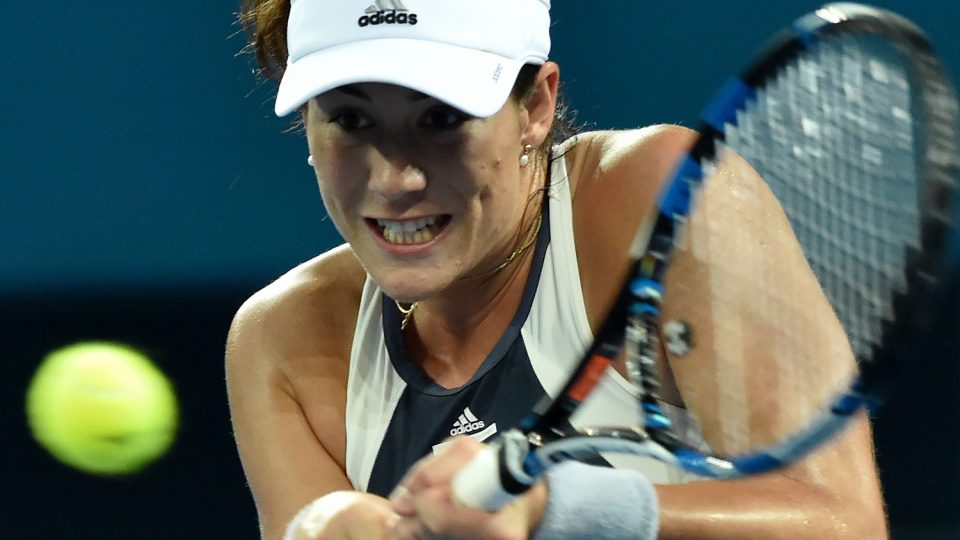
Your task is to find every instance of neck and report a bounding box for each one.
[399,156,549,329]
[402,238,539,387]
[399,155,551,384]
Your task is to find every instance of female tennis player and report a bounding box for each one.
[226,1,887,538]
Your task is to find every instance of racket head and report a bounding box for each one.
[525,1,960,476]
[723,2,958,384]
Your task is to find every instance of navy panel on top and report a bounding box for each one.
[367,199,553,496]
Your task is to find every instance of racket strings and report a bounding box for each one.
[725,33,921,362]
[539,19,955,483]
[668,35,926,455]
[694,178,835,452]
[533,14,957,482]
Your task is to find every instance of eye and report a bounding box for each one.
[419,106,469,130]
[330,109,374,131]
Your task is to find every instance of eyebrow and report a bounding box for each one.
[333,85,431,102]
[333,85,370,100]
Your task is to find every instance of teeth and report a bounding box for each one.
[376,216,443,245]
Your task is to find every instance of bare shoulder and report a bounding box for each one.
[564,125,696,328]
[565,125,695,196]
[225,244,367,535]
[227,244,366,375]
[566,125,697,259]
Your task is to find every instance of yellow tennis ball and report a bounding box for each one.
[25,342,179,476]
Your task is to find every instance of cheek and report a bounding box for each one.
[470,135,510,179]
[312,154,368,217]
[313,170,364,242]
[311,136,368,186]
[316,167,359,207]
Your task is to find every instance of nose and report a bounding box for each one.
[368,150,427,202]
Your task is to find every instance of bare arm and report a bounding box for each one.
[226,248,385,539]
[573,127,887,538]
[651,147,884,538]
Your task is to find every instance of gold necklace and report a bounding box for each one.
[487,213,542,276]
[394,213,544,331]
[396,300,418,330]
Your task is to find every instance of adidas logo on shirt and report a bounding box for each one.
[358,0,418,27]
[432,406,498,454]
[450,406,485,436]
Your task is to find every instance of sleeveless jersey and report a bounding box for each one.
[344,138,704,496]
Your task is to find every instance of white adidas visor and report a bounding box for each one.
[275,0,552,118]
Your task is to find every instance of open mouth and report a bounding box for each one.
[372,215,452,245]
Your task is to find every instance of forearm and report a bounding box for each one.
[531,464,880,540]
[532,461,886,540]
[656,475,888,539]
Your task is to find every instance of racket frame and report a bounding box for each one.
[511,2,959,481]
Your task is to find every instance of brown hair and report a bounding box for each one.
[238,0,290,84]
[237,0,578,152]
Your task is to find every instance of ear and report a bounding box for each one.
[520,62,560,148]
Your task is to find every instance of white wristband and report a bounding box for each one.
[283,497,326,540]
[531,462,659,540]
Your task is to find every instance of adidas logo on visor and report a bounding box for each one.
[358,0,419,27]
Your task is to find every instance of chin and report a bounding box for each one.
[374,273,439,303]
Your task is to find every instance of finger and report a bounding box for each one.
[391,454,437,501]
[340,509,399,540]
[408,484,506,539]
[396,437,484,496]
[390,485,416,517]
[407,485,459,531]
[391,515,431,540]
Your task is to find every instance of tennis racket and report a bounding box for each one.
[453,2,959,510]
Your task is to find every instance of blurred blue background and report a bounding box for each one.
[2,1,958,538]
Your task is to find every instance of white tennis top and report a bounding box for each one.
[344,137,703,494]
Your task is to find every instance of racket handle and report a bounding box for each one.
[453,430,538,511]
